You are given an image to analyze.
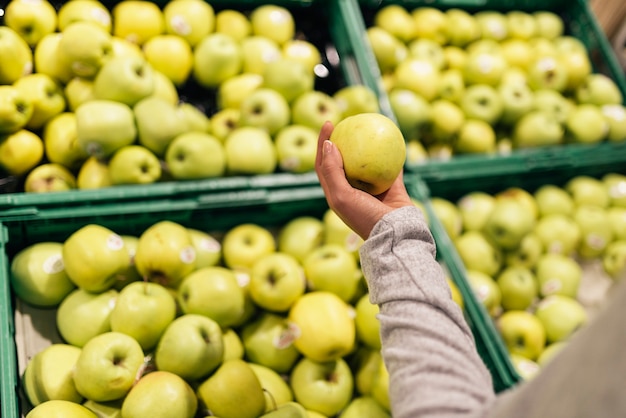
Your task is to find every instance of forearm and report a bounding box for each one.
[359,206,495,418]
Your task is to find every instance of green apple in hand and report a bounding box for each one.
[193,32,242,89]
[224,126,277,175]
[155,313,224,381]
[4,0,57,47]
[249,252,306,312]
[329,112,406,196]
[14,73,66,131]
[93,55,155,107]
[0,129,44,177]
[43,112,89,171]
[163,0,215,47]
[24,163,76,193]
[197,359,267,418]
[134,96,189,157]
[534,295,588,343]
[0,26,33,85]
[497,310,546,361]
[535,253,582,298]
[121,371,197,418]
[108,145,162,185]
[291,90,343,133]
[496,266,538,311]
[277,216,324,264]
[303,244,360,303]
[58,21,113,79]
[0,85,33,135]
[274,124,318,174]
[26,400,97,418]
[56,288,118,347]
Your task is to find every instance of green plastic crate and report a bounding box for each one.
[0,174,515,417]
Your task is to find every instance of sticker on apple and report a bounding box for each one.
[43,254,64,275]
[107,234,125,251]
[235,271,250,287]
[275,322,301,349]
[199,237,221,253]
[541,278,562,296]
[179,246,196,264]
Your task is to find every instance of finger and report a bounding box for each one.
[315,121,334,174]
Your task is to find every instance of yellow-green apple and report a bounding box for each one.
[193,32,242,89]
[196,359,267,418]
[250,4,295,45]
[210,108,240,142]
[608,206,626,240]
[224,126,277,175]
[497,310,546,360]
[576,73,623,106]
[603,240,626,279]
[483,197,535,250]
[23,344,83,407]
[43,112,89,171]
[76,156,111,189]
[154,313,224,380]
[58,21,113,79]
[241,312,302,373]
[287,291,355,362]
[499,39,534,70]
[134,220,196,287]
[222,327,245,361]
[290,90,343,132]
[504,232,543,270]
[498,82,535,126]
[217,72,263,110]
[475,11,509,41]
[341,396,390,418]
[165,131,226,180]
[533,11,564,39]
[537,340,567,368]
[33,33,73,85]
[221,223,276,271]
[526,55,568,92]
[370,356,390,411]
[411,7,447,45]
[283,39,322,74]
[560,50,592,92]
[177,102,210,133]
[0,85,33,135]
[573,205,613,259]
[26,400,97,418]
[262,58,314,104]
[56,288,118,347]
[112,0,164,45]
[565,104,609,144]
[290,357,354,417]
[455,119,497,154]
[240,35,283,75]
[81,398,124,417]
[239,87,291,135]
[10,241,75,308]
[333,85,380,119]
[143,34,193,86]
[73,331,146,402]
[24,163,76,192]
[249,252,306,312]
[460,83,503,125]
[408,38,446,70]
[111,35,144,60]
[62,224,130,292]
[14,73,66,130]
[463,49,507,86]
[429,99,465,143]
[353,347,382,396]
[394,58,441,101]
[466,269,502,317]
[303,244,360,302]
[162,0,214,47]
[566,175,610,208]
[535,253,582,298]
[603,173,626,206]
[437,68,465,103]
[455,231,502,277]
[187,228,221,269]
[602,105,626,141]
[93,55,155,106]
[215,9,251,41]
[134,96,189,157]
[534,295,587,343]
[387,88,431,140]
[64,77,95,112]
[506,11,537,40]
[443,45,468,70]
[277,216,324,263]
[274,124,318,173]
[532,89,572,124]
[114,235,141,289]
[249,364,295,413]
[121,371,197,418]
[456,191,495,232]
[150,69,180,105]
[329,112,406,196]
[75,99,137,158]
[512,110,564,148]
[323,208,364,256]
[0,129,44,176]
[510,353,540,380]
[444,8,480,47]
[57,0,111,32]
[496,266,538,311]
[0,26,33,84]
[107,145,162,185]
[354,293,381,350]
[374,4,415,43]
[405,140,427,168]
[4,0,57,47]
[533,213,581,256]
[365,26,407,74]
[431,197,463,240]
[533,184,575,217]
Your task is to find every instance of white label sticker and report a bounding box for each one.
[170,15,191,36]
[541,278,561,296]
[235,271,250,287]
[180,246,196,264]
[275,322,301,349]
[199,237,221,253]
[42,254,64,275]
[107,234,124,251]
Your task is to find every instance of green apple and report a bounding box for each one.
[532,89,572,124]
[57,0,111,32]
[601,105,626,141]
[290,90,343,132]
[155,313,224,381]
[107,145,162,185]
[444,8,480,47]
[112,0,164,45]
[370,356,390,411]
[274,124,318,174]
[509,353,540,380]
[443,45,468,70]
[603,240,626,279]
[560,50,592,92]
[533,11,564,39]
[26,400,98,418]
[504,233,543,270]
[163,0,214,47]
[353,347,382,396]
[365,26,407,74]
[240,35,283,75]
[340,396,390,418]
[354,293,381,350]
[187,228,221,269]
[496,266,538,311]
[534,184,575,217]
[394,58,441,101]
[222,327,245,361]
[536,341,567,368]
[566,175,610,208]
[0,85,33,135]
[82,398,124,417]
[498,82,535,126]
[93,55,155,107]
[535,253,582,298]
[177,266,246,328]
[111,35,144,61]
[506,11,537,40]
[483,197,535,250]
[250,4,295,45]
[466,269,502,317]
[218,72,264,110]
[534,213,581,256]
[76,156,111,189]
[290,357,354,417]
[263,58,314,104]
[215,9,251,41]
[408,38,446,70]
[604,173,626,207]
[0,25,33,85]
[56,288,117,347]
[24,163,76,192]
[277,216,324,264]
[282,39,322,74]
[249,363,295,412]
[499,39,534,70]
[261,402,307,417]
[43,112,88,171]
[0,129,44,176]
[497,310,546,360]
[288,291,355,362]
[457,191,496,232]
[323,208,364,257]
[303,244,360,303]
[14,73,66,131]
[512,110,564,148]
[576,73,623,106]
[333,85,380,120]
[463,49,507,86]
[210,108,240,142]
[150,69,180,105]
[75,100,137,159]
[10,241,74,308]
[64,77,95,112]
[475,11,509,41]
[573,205,613,259]
[58,21,113,79]
[62,224,131,292]
[121,371,197,418]
[455,118,497,154]
[455,231,502,277]
[374,4,415,43]
[241,312,302,374]
[608,206,626,240]
[134,96,189,157]
[460,83,503,125]
[143,34,193,86]
[34,33,73,85]
[431,197,463,240]
[224,126,277,175]
[249,252,306,312]
[222,223,276,271]
[565,104,609,144]
[177,102,210,133]
[526,55,568,92]
[4,0,57,47]
[134,220,196,287]
[437,68,465,104]
[73,331,146,402]
[197,359,267,418]
[193,32,242,89]
[329,112,406,196]
[165,131,226,180]
[411,7,447,44]
[239,88,291,135]
[534,295,588,343]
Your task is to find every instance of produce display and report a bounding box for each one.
[10,202,466,417]
[429,171,626,379]
[363,4,626,161]
[0,0,381,193]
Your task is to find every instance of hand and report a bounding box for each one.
[315,121,414,240]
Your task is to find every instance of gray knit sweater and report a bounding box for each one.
[359,205,626,418]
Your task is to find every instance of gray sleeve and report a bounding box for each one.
[359,205,496,418]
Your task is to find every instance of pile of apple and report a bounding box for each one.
[0,0,381,193]
[365,5,626,160]
[11,203,466,417]
[429,171,626,379]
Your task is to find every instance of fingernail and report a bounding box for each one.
[323,140,332,155]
